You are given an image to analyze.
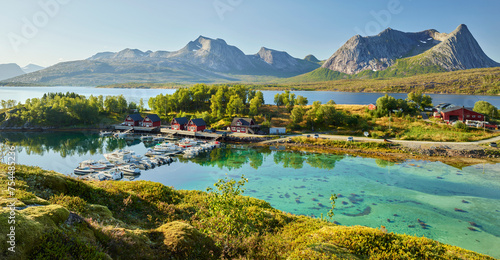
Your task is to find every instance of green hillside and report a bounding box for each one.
[271,67,500,95]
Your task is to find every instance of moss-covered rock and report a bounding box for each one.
[154,221,219,259]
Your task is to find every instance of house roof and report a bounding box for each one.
[231,117,254,126]
[189,118,206,126]
[441,106,475,113]
[172,117,188,125]
[127,113,143,121]
[145,114,161,122]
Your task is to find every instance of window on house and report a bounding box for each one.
[478,115,481,118]
[472,115,476,118]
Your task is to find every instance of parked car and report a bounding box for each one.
[306,134,310,138]
[490,142,497,147]
[203,129,212,133]
[347,136,354,142]
[313,134,319,139]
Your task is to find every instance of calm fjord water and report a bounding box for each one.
[1,132,499,258]
[1,86,499,108]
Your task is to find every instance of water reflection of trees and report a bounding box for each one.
[274,151,344,170]
[181,146,271,170]
[184,147,345,171]
[0,132,127,157]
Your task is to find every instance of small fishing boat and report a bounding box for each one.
[102,168,123,180]
[97,159,115,168]
[119,165,141,175]
[85,173,107,181]
[74,167,95,175]
[80,160,108,170]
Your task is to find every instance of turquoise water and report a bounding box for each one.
[1,132,499,258]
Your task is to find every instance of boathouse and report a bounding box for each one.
[171,117,188,130]
[143,114,161,127]
[187,118,206,132]
[124,113,143,126]
[440,106,484,122]
[230,118,259,134]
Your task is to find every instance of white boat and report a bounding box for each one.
[102,168,123,180]
[178,138,198,148]
[80,160,108,170]
[74,167,95,175]
[145,148,163,157]
[98,159,115,168]
[151,158,162,166]
[85,173,107,181]
[153,145,170,152]
[156,155,173,164]
[140,158,155,168]
[104,149,138,164]
[119,165,141,175]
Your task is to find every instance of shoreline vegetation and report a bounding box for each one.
[251,137,500,168]
[0,163,496,259]
[95,67,500,96]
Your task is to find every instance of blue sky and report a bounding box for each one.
[1,0,499,67]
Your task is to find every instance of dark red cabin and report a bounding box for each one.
[170,117,188,130]
[124,113,143,126]
[440,107,484,122]
[230,118,258,134]
[143,114,161,127]
[187,118,206,132]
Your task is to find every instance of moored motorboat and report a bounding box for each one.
[102,168,123,180]
[119,165,141,175]
[74,167,95,175]
[85,173,107,181]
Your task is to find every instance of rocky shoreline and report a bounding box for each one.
[247,138,500,166]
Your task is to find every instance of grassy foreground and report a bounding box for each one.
[0,164,495,259]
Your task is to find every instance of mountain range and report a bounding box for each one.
[1,24,498,85]
[0,63,45,81]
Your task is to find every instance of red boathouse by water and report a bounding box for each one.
[124,113,143,126]
[187,118,206,132]
[143,114,161,127]
[170,117,189,130]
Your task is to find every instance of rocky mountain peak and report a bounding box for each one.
[321,24,499,74]
[422,24,499,70]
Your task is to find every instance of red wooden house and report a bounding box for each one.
[170,117,188,130]
[368,104,377,110]
[230,118,259,134]
[187,118,206,132]
[143,114,161,127]
[440,107,484,122]
[124,114,143,126]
